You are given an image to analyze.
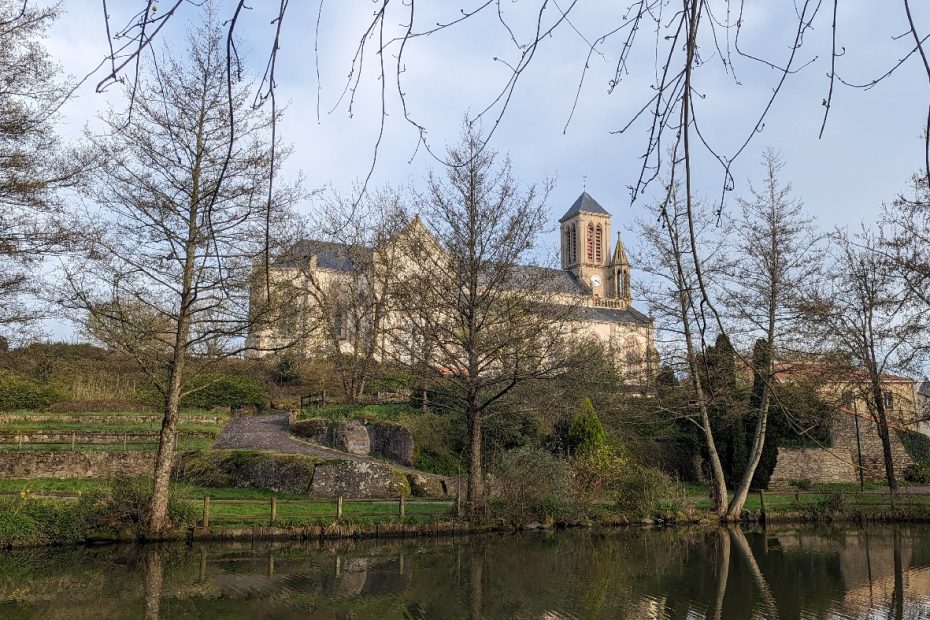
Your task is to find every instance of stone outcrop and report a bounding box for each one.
[770,412,914,487]
[174,451,318,495]
[407,472,445,497]
[368,422,415,466]
[290,417,416,467]
[290,418,330,443]
[332,421,371,456]
[310,460,410,498]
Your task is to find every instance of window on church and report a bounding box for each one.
[333,307,346,340]
[571,224,578,263]
[564,228,572,264]
[586,223,594,261]
[595,224,603,262]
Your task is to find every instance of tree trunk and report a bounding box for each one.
[466,402,483,513]
[147,362,184,536]
[870,376,898,492]
[726,387,770,519]
[142,547,164,620]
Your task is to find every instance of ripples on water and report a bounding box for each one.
[1,525,929,619]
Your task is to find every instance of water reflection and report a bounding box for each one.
[1,525,930,618]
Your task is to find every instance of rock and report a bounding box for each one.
[290,418,331,444]
[311,460,410,498]
[332,421,371,456]
[407,472,445,497]
[367,422,415,466]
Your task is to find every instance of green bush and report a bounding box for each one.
[80,477,198,533]
[0,371,61,410]
[571,444,628,512]
[490,446,573,525]
[904,463,930,484]
[898,429,930,469]
[180,374,268,410]
[416,450,464,476]
[615,465,686,517]
[0,478,197,546]
[272,354,302,386]
[568,397,606,455]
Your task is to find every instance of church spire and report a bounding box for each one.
[610,231,632,305]
[612,231,629,267]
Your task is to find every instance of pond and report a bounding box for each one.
[1,525,929,618]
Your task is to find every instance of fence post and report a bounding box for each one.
[270,497,277,526]
[337,495,343,519]
[17,435,21,451]
[758,490,766,524]
[794,489,800,508]
[399,495,406,518]
[71,431,76,451]
[203,496,210,528]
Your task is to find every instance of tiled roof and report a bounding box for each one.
[275,240,368,272]
[559,192,610,222]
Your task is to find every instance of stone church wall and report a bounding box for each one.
[769,412,913,487]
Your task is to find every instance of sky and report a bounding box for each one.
[40,1,930,340]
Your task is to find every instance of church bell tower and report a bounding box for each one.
[560,192,611,298]
[559,192,632,307]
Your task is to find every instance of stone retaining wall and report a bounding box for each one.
[770,412,914,487]
[0,451,155,478]
[0,430,215,444]
[0,414,225,425]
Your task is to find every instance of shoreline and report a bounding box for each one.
[7,508,930,550]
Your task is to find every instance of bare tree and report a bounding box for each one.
[393,123,574,509]
[63,10,296,536]
[0,0,82,340]
[722,148,822,517]
[806,229,923,492]
[284,188,409,402]
[634,180,730,516]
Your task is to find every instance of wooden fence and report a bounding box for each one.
[199,495,456,527]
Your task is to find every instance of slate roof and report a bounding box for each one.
[559,192,610,222]
[571,304,652,326]
[275,240,368,272]
[510,264,590,295]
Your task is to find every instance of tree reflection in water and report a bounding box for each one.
[0,526,929,618]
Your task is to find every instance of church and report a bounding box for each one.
[247,192,657,385]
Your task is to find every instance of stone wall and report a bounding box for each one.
[0,451,154,478]
[770,412,914,487]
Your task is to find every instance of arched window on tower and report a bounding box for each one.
[564,228,571,264]
[586,223,594,261]
[595,224,603,262]
[569,224,578,264]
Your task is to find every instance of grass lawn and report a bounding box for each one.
[0,476,455,527]
[300,403,418,422]
[684,484,930,514]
